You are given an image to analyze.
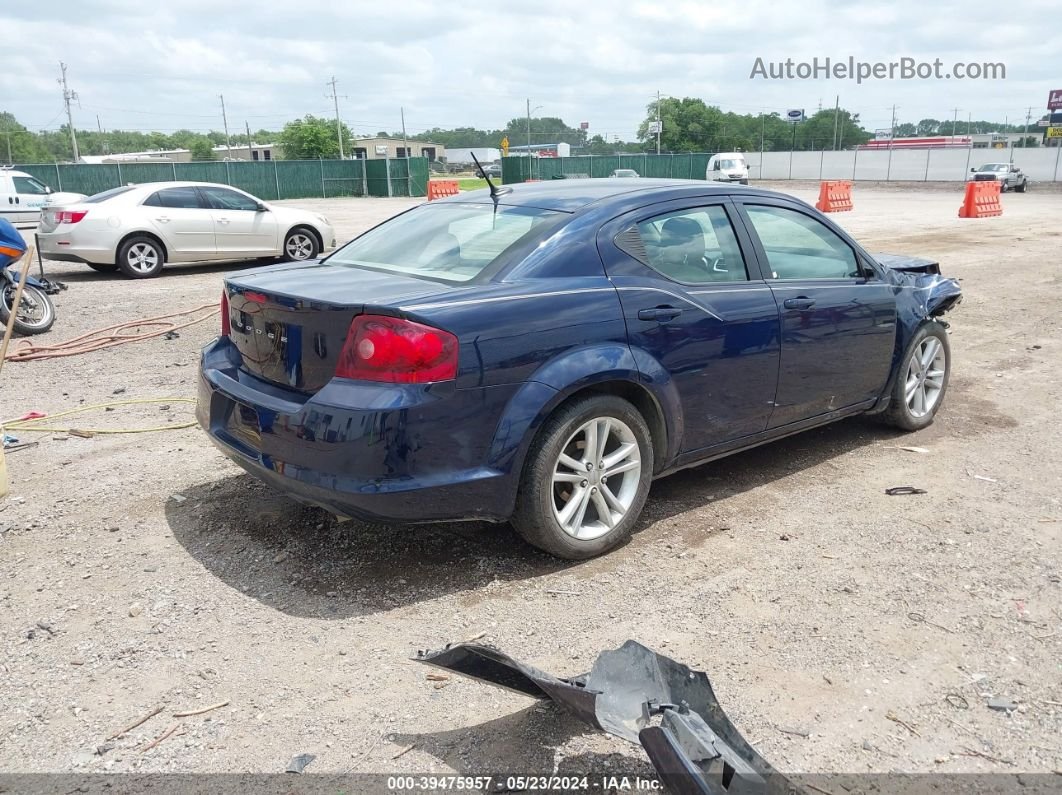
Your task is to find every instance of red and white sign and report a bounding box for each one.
[858,136,972,150]
[535,150,558,158]
[580,121,589,130]
[1048,89,1062,111]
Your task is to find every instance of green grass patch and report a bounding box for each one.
[457,178,489,191]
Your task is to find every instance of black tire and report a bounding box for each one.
[511,395,654,559]
[1016,180,1028,193]
[884,322,951,432]
[282,227,320,261]
[86,262,119,273]
[116,235,165,278]
[0,283,56,335]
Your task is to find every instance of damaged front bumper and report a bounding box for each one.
[415,640,791,795]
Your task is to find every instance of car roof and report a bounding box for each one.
[440,178,777,212]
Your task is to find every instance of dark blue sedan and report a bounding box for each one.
[197,179,961,559]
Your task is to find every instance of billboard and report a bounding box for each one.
[1048,89,1062,111]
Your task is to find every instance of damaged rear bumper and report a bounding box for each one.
[415,640,790,795]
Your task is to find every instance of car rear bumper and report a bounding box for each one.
[196,337,518,523]
[37,232,114,265]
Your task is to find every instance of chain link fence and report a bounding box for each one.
[14,158,429,199]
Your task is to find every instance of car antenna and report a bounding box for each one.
[471,153,511,204]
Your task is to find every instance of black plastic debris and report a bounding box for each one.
[415,640,790,794]
[285,753,316,774]
[885,486,928,496]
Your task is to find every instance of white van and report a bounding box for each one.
[706,153,749,184]
[0,168,86,225]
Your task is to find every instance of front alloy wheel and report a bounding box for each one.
[884,322,951,431]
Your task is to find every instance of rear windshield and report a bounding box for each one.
[84,186,137,203]
[326,203,565,282]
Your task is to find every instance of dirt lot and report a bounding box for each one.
[1,183,1060,781]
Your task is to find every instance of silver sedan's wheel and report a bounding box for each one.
[283,228,319,261]
[884,322,951,431]
[904,336,946,419]
[512,395,654,559]
[551,417,642,541]
[117,236,165,278]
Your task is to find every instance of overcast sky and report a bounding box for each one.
[2,0,1057,142]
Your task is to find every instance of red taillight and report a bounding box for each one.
[56,210,87,224]
[336,315,458,384]
[220,291,230,337]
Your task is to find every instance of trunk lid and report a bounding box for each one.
[225,261,457,392]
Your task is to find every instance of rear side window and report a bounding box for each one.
[632,206,748,284]
[84,186,137,204]
[327,204,565,283]
[144,187,202,209]
[743,205,859,280]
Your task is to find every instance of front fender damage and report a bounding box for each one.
[874,253,963,318]
[415,640,790,794]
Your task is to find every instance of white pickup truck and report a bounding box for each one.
[0,168,86,225]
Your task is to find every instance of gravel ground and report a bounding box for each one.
[0,183,1059,781]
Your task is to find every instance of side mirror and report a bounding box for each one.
[45,186,53,194]
[970,167,976,172]
[256,202,267,212]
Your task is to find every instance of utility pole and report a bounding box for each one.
[219,94,232,155]
[245,121,253,159]
[96,115,109,155]
[526,98,532,179]
[951,108,960,138]
[832,95,840,150]
[327,76,344,159]
[656,90,662,155]
[401,107,408,159]
[889,104,897,148]
[1024,107,1032,147]
[58,61,80,162]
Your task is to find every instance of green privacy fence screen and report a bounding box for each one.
[502,153,715,183]
[15,158,429,200]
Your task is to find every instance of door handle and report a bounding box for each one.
[638,306,683,322]
[155,216,170,223]
[217,217,230,225]
[783,297,816,311]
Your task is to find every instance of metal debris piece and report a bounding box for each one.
[285,753,316,774]
[415,640,789,794]
[885,486,927,496]
[987,697,1018,713]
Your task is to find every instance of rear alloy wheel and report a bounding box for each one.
[117,236,165,278]
[283,228,319,261]
[512,395,653,559]
[884,322,951,431]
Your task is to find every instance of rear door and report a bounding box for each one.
[200,185,279,257]
[142,186,217,260]
[733,198,896,427]
[598,197,780,453]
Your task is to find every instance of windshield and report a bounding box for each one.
[977,164,1008,172]
[613,170,638,177]
[717,159,743,170]
[84,186,137,203]
[326,203,565,282]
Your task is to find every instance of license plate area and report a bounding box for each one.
[226,402,262,449]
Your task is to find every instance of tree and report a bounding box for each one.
[279,115,353,159]
[189,138,215,161]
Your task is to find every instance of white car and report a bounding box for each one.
[0,168,86,225]
[36,182,336,278]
